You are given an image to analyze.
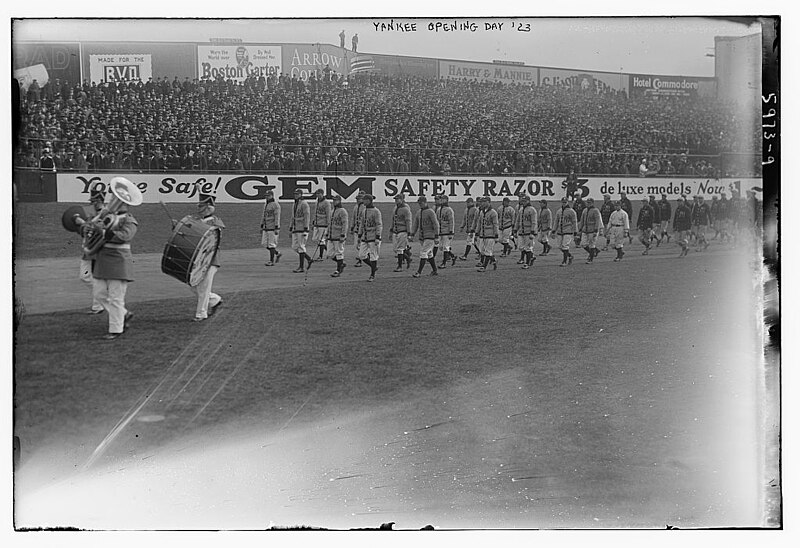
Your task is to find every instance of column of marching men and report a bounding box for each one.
[76,181,761,339]
[257,188,762,281]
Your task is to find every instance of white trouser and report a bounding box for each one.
[192,266,221,319]
[92,278,128,334]
[80,259,104,311]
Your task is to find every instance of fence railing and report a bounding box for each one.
[14,138,762,178]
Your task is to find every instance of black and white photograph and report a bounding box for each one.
[7,4,783,537]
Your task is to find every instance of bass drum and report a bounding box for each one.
[161,216,221,287]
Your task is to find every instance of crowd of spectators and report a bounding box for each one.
[14,71,761,177]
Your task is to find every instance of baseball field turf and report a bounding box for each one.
[12,202,778,530]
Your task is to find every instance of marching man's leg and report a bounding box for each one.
[106,279,128,334]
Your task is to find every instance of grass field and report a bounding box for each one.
[12,202,776,530]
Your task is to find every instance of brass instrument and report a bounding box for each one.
[62,177,143,256]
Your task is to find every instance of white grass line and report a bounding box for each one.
[278,389,317,434]
[182,332,271,429]
[164,334,233,410]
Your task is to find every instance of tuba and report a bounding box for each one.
[62,176,143,256]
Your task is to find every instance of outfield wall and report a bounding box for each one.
[55,173,762,203]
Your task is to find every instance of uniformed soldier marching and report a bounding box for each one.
[327,195,349,277]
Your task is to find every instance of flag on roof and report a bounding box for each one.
[350,55,376,74]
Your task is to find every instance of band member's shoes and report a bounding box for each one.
[331,271,341,277]
[292,268,305,273]
[412,272,421,278]
[275,252,282,264]
[367,275,375,282]
[601,246,608,251]
[493,262,498,270]
[517,259,526,264]
[642,249,649,255]
[208,301,222,317]
[264,262,274,267]
[305,260,313,270]
[438,263,447,269]
[559,262,567,267]
[393,267,404,272]
[102,332,122,340]
[451,256,457,266]
[192,316,206,322]
[585,259,593,264]
[477,266,486,272]
[459,255,467,261]
[521,264,530,269]
[124,312,134,327]
[87,308,104,315]
[354,260,363,267]
[430,271,439,276]
[567,256,573,265]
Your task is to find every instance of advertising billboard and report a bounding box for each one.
[197,44,281,82]
[284,44,349,80]
[57,173,762,203]
[82,42,196,82]
[539,67,629,93]
[89,54,152,83]
[439,60,537,84]
[629,74,713,98]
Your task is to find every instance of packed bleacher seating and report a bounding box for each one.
[14,72,762,177]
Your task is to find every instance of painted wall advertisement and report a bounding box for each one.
[629,74,712,98]
[539,67,629,93]
[89,54,153,83]
[58,173,762,204]
[283,44,348,80]
[197,45,281,82]
[13,42,81,84]
[439,60,537,84]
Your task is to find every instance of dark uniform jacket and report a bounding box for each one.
[92,213,138,281]
[673,204,693,231]
[637,204,655,230]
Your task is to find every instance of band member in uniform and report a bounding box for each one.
[657,193,672,244]
[477,196,499,272]
[572,192,587,247]
[459,197,478,261]
[692,195,712,251]
[473,197,488,266]
[637,197,655,255]
[672,196,693,257]
[290,188,314,273]
[498,197,515,257]
[81,184,107,314]
[515,194,538,269]
[191,192,225,322]
[261,189,282,266]
[311,189,332,261]
[432,194,442,259]
[579,197,603,263]
[87,191,139,339]
[350,190,366,267]
[358,193,382,282]
[606,201,630,262]
[537,199,552,255]
[390,193,412,272]
[410,196,440,277]
[648,195,662,246]
[619,191,634,244]
[327,195,349,277]
[716,192,732,243]
[552,196,577,267]
[599,194,615,251]
[437,194,456,268]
